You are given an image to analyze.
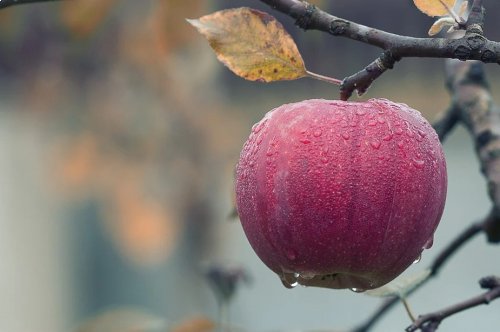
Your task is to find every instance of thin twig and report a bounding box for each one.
[0,0,62,9]
[406,276,500,332]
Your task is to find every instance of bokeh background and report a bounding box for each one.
[0,0,499,331]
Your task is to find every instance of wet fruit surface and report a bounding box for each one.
[235,99,447,290]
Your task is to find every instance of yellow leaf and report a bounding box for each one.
[187,7,306,82]
[413,0,457,17]
[428,17,455,36]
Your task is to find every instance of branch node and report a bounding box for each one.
[329,19,350,36]
[295,3,316,30]
[479,276,500,290]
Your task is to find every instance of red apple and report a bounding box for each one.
[235,99,447,290]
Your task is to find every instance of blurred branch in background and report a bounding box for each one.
[0,0,62,10]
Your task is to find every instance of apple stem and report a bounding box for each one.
[401,297,417,322]
[305,70,342,85]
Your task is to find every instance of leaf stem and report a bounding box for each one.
[305,70,342,85]
[402,297,417,323]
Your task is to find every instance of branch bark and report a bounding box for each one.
[258,0,498,99]
[406,276,500,332]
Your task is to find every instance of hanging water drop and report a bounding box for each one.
[413,253,422,264]
[350,288,366,293]
[423,237,434,249]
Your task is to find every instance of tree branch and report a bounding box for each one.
[445,59,500,242]
[0,0,62,9]
[406,276,500,332]
[258,0,498,99]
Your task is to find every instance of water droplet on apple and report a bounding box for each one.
[300,138,311,144]
[397,141,404,149]
[413,253,422,264]
[423,237,434,249]
[350,288,366,293]
[370,141,381,149]
[412,159,425,169]
[368,120,377,127]
[418,130,427,138]
[356,109,366,116]
[395,127,404,135]
[342,132,350,140]
[313,129,322,137]
[377,117,386,124]
[383,134,393,141]
[286,249,297,261]
[299,272,316,280]
[321,156,329,164]
[279,272,299,289]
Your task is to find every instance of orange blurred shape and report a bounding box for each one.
[171,316,215,332]
[106,180,179,267]
[60,0,116,38]
[59,133,99,189]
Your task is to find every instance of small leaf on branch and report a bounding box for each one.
[413,0,457,17]
[428,17,455,36]
[187,7,308,82]
[364,269,431,298]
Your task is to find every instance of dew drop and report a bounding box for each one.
[299,272,316,280]
[383,134,393,141]
[313,129,323,137]
[368,120,377,127]
[300,138,311,144]
[413,253,422,264]
[322,146,329,153]
[321,156,329,164]
[395,127,404,135]
[350,288,366,293]
[356,109,366,116]
[350,122,358,127]
[266,149,273,157]
[412,159,425,169]
[252,120,267,133]
[377,117,386,124]
[342,132,350,140]
[423,237,434,249]
[286,249,297,261]
[397,141,404,149]
[280,272,299,289]
[370,141,381,149]
[418,129,427,138]
[406,130,415,138]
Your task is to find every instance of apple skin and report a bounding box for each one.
[235,99,447,290]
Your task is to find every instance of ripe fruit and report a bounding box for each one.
[235,99,447,290]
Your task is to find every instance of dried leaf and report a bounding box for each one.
[413,0,457,17]
[187,7,306,82]
[428,17,455,36]
[364,269,431,298]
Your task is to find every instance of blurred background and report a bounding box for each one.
[0,0,499,331]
